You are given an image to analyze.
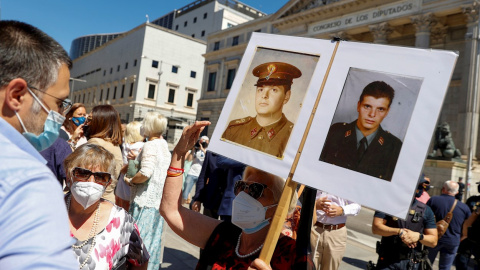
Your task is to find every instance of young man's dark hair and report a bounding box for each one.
[358,81,395,107]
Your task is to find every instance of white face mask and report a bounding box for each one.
[70,181,105,209]
[232,191,277,234]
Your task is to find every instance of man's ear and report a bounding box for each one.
[3,78,29,112]
[283,90,291,104]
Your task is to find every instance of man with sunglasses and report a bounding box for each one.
[0,21,77,268]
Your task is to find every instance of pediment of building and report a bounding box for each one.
[271,0,399,30]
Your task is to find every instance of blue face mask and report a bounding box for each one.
[15,88,66,152]
[71,116,86,126]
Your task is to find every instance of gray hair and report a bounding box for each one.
[64,144,117,181]
[0,21,72,92]
[142,112,167,137]
[201,135,210,142]
[443,180,459,195]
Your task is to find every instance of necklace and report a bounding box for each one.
[235,234,264,258]
[67,195,100,269]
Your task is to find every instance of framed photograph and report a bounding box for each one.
[295,41,457,218]
[319,68,423,181]
[208,33,337,179]
[221,47,319,159]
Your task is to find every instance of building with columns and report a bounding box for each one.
[198,0,480,158]
[70,23,206,147]
[197,0,480,194]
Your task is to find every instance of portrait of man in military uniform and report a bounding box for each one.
[320,80,403,181]
[221,61,301,158]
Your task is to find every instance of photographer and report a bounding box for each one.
[182,136,208,204]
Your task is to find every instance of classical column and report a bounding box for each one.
[410,13,437,48]
[369,22,392,44]
[430,25,448,46]
[462,1,480,199]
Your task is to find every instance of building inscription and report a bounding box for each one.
[308,0,421,35]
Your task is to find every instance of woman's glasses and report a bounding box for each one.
[72,167,111,186]
[234,180,268,199]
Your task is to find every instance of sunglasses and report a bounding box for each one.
[234,180,268,199]
[72,167,111,186]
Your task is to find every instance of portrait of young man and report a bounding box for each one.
[319,68,422,181]
[221,48,319,159]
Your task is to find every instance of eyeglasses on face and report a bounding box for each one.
[234,180,268,199]
[28,85,72,116]
[72,167,111,186]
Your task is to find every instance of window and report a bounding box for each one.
[82,93,85,103]
[126,113,130,122]
[201,30,205,37]
[117,65,120,72]
[110,68,113,74]
[87,92,90,103]
[184,21,187,27]
[227,23,234,28]
[147,84,156,99]
[192,34,195,38]
[194,17,197,23]
[175,25,179,30]
[232,36,239,46]
[152,60,159,68]
[190,71,196,78]
[134,59,137,66]
[207,72,216,92]
[100,89,103,101]
[172,66,178,73]
[103,70,106,76]
[255,29,261,32]
[125,62,128,69]
[168,88,175,103]
[203,13,207,19]
[113,86,117,99]
[226,68,236,89]
[213,41,220,51]
[187,92,194,107]
[106,88,110,99]
[129,82,134,97]
[121,85,125,98]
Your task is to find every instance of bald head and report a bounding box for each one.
[442,180,459,196]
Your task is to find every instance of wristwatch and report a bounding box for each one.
[419,233,424,241]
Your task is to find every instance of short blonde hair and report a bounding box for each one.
[124,121,143,144]
[142,112,167,137]
[64,144,117,181]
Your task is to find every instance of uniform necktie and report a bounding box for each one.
[357,137,368,161]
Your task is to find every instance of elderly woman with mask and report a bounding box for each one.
[161,121,312,270]
[64,144,149,270]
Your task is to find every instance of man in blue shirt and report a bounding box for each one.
[427,180,471,270]
[0,21,77,268]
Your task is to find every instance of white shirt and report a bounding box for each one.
[315,190,361,225]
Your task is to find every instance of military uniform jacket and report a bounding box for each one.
[319,121,402,181]
[221,114,293,158]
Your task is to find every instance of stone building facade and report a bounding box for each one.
[198,0,480,161]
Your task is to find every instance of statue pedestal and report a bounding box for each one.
[423,159,467,197]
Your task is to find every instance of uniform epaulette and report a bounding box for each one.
[227,116,253,127]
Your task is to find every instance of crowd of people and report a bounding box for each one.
[3,19,480,270]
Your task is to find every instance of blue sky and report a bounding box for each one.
[1,0,287,54]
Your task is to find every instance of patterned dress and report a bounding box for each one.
[71,201,149,269]
[129,138,171,270]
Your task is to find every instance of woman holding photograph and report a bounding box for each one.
[161,121,313,270]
